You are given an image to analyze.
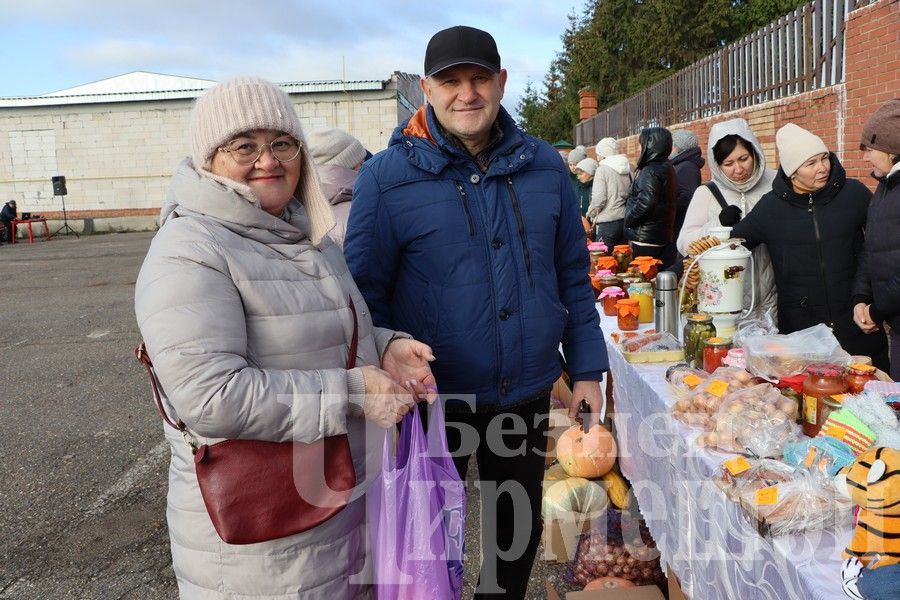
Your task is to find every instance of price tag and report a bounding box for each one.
[755,486,779,506]
[706,380,729,397]
[831,394,847,404]
[683,374,703,389]
[804,446,817,467]
[825,425,847,441]
[724,456,751,476]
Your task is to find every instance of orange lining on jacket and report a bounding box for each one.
[402,106,436,144]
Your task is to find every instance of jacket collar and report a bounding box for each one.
[392,104,534,176]
[771,152,846,206]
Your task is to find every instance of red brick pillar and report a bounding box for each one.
[579,90,599,121]
[843,0,900,185]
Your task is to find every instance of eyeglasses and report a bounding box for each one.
[219,136,302,166]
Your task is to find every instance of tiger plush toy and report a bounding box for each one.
[837,447,900,600]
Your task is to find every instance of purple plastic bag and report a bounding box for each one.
[368,400,465,600]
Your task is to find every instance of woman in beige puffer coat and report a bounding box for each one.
[134,77,435,599]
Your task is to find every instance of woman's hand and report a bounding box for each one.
[853,302,880,333]
[359,366,416,428]
[382,338,437,403]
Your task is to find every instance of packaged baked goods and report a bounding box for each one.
[713,457,797,501]
[665,363,708,398]
[697,383,800,456]
[620,331,680,353]
[743,324,852,380]
[671,366,756,429]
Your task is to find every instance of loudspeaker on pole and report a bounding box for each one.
[51,175,67,196]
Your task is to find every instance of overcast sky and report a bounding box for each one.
[0,0,585,119]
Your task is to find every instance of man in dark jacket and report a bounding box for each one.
[624,127,677,258]
[852,99,900,380]
[732,124,888,370]
[669,129,704,242]
[0,200,16,244]
[345,26,607,599]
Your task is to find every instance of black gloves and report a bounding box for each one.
[719,205,743,226]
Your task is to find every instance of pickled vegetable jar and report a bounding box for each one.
[845,363,876,394]
[600,286,627,316]
[683,314,716,369]
[613,244,633,273]
[627,282,654,323]
[616,298,640,331]
[802,364,847,437]
[703,337,732,373]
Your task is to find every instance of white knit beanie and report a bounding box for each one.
[307,128,367,170]
[776,123,829,177]
[576,157,598,177]
[188,76,335,245]
[567,145,587,165]
[595,137,618,159]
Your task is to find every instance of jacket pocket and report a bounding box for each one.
[454,182,476,237]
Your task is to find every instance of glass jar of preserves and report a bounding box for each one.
[618,272,645,289]
[628,282,654,324]
[600,286,627,316]
[802,364,848,437]
[613,244,633,273]
[722,347,746,370]
[845,363,877,394]
[683,313,716,369]
[616,298,640,331]
[703,337,732,373]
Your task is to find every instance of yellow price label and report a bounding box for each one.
[724,456,751,476]
[804,446,817,467]
[706,380,729,397]
[825,425,847,441]
[683,374,703,389]
[755,486,779,506]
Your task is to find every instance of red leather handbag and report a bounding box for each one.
[135,299,359,545]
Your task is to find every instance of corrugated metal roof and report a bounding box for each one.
[0,71,388,108]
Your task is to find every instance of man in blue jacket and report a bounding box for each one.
[345,25,607,599]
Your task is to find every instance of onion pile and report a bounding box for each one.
[568,530,665,587]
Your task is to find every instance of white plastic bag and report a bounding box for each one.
[743,324,851,380]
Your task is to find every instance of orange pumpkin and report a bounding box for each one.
[557,424,617,478]
[584,576,636,590]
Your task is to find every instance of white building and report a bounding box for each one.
[0,71,422,232]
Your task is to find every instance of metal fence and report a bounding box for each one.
[575,0,874,144]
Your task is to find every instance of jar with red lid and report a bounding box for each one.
[703,337,732,373]
[616,298,640,331]
[600,286,627,316]
[845,363,877,394]
[802,364,848,437]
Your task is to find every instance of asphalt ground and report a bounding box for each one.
[0,231,577,599]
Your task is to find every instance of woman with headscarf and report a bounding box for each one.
[134,76,435,598]
[623,127,677,259]
[731,123,888,370]
[677,118,778,318]
[852,99,900,380]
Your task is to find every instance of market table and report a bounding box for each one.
[9,218,51,244]
[598,311,851,600]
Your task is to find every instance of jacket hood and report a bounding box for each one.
[671,145,705,169]
[637,127,673,169]
[601,154,632,176]
[388,104,534,176]
[160,158,316,246]
[771,152,847,205]
[707,118,769,193]
[315,163,356,206]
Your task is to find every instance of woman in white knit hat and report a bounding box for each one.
[731,123,888,370]
[307,127,367,249]
[134,76,435,598]
[587,137,632,247]
[573,156,598,215]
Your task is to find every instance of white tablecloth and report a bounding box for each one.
[597,312,851,600]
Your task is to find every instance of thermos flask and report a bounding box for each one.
[654,270,680,339]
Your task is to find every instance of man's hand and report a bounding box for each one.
[381,338,437,402]
[358,365,416,428]
[853,302,880,333]
[570,380,603,428]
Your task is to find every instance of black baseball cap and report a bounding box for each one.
[424,26,501,77]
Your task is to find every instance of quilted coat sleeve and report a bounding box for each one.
[555,167,608,381]
[624,168,659,229]
[135,224,353,443]
[676,186,718,255]
[344,164,399,329]
[586,168,610,221]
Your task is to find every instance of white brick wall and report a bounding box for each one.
[0,87,413,215]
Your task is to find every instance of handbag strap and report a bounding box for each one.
[135,295,361,434]
[705,182,729,211]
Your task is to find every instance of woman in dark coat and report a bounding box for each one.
[731,123,888,370]
[623,127,677,259]
[852,99,900,380]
